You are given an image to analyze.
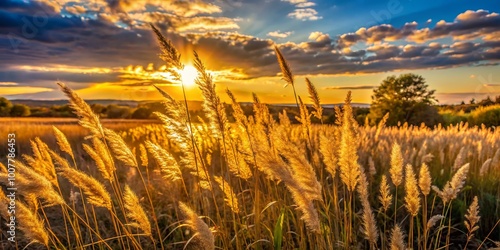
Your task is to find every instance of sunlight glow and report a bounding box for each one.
[180,65,198,87]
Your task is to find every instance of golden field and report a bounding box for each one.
[1,28,500,250]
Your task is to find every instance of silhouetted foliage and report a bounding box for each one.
[0,97,13,117]
[10,104,30,117]
[106,105,133,119]
[368,74,440,127]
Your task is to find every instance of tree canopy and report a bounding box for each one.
[368,74,442,127]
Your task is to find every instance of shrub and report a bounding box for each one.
[439,109,468,126]
[468,105,500,127]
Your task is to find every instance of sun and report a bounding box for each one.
[179,65,198,86]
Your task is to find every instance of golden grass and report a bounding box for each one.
[1,25,500,249]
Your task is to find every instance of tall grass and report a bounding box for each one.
[1,25,500,249]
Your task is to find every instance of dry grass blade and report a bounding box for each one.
[305,78,323,120]
[274,45,294,87]
[53,126,74,159]
[390,143,404,187]
[418,163,432,196]
[432,163,470,204]
[150,24,183,81]
[153,85,186,120]
[193,50,228,139]
[139,143,148,167]
[375,113,389,140]
[357,168,379,245]
[124,185,152,236]
[319,133,338,177]
[18,202,49,246]
[104,128,138,168]
[83,142,113,181]
[390,225,406,250]
[1,161,64,207]
[379,175,392,212]
[453,146,466,171]
[58,166,112,209]
[178,202,215,250]
[57,82,103,137]
[226,88,248,128]
[214,176,240,213]
[464,196,480,240]
[0,195,48,246]
[427,215,445,230]
[338,91,360,192]
[404,164,420,216]
[145,141,183,182]
[479,158,492,177]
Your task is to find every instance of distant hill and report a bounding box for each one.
[270,103,370,108]
[10,99,370,109]
[10,99,204,110]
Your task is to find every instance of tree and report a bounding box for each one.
[131,107,152,119]
[368,74,440,127]
[106,104,132,118]
[10,104,31,117]
[478,96,494,106]
[0,97,13,117]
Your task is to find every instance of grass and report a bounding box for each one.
[0,26,500,250]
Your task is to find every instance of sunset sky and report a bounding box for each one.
[1,0,500,104]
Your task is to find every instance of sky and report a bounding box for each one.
[0,0,500,104]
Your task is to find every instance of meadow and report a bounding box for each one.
[1,26,500,250]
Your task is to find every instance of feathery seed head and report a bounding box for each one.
[53,126,74,159]
[123,185,152,235]
[58,167,112,209]
[379,175,393,212]
[464,196,480,240]
[274,45,294,87]
[178,202,215,250]
[419,163,432,196]
[305,78,323,120]
[390,225,406,250]
[404,164,420,217]
[390,143,404,187]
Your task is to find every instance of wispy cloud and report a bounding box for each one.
[288,8,322,21]
[324,85,377,90]
[267,30,294,38]
[282,0,321,21]
[0,82,18,86]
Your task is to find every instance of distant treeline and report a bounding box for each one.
[0,97,371,124]
[1,95,500,127]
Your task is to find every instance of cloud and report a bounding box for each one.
[436,92,500,104]
[287,8,322,21]
[0,82,18,86]
[281,0,309,4]
[267,30,293,39]
[105,0,221,17]
[282,0,321,21]
[1,2,500,99]
[324,85,377,90]
[297,2,315,8]
[336,10,500,47]
[337,22,418,48]
[0,86,54,96]
[366,43,401,61]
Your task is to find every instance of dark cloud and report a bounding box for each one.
[0,69,121,86]
[337,10,500,46]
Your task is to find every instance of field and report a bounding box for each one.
[1,33,500,250]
